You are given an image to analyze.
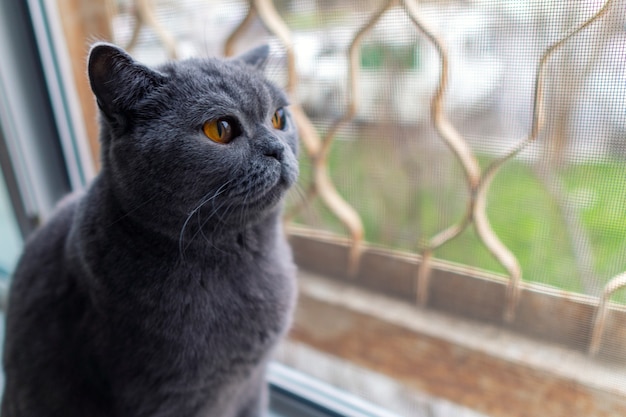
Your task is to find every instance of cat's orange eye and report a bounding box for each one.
[203,118,237,144]
[271,108,286,130]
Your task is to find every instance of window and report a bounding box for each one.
[3,0,626,416]
[0,0,73,276]
[0,170,21,281]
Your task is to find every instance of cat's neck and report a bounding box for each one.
[83,172,284,257]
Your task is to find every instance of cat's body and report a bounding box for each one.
[2,44,298,417]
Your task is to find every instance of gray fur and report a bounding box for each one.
[1,43,299,417]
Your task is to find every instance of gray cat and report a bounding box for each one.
[1,43,299,417]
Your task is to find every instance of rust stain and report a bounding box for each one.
[289,296,626,417]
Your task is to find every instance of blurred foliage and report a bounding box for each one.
[360,44,421,70]
[289,135,626,301]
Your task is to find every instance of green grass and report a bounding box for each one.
[288,136,626,301]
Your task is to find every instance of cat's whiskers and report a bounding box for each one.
[287,183,308,207]
[178,179,234,260]
[107,193,161,227]
[284,182,311,219]
[189,183,251,251]
[183,192,235,256]
[197,195,233,252]
[211,195,239,227]
[196,209,210,246]
[236,188,253,232]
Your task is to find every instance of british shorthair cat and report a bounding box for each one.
[1,43,298,417]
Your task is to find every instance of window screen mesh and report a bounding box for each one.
[258,0,626,299]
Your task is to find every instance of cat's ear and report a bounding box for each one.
[234,44,270,70]
[88,43,166,120]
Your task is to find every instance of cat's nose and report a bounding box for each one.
[262,141,284,161]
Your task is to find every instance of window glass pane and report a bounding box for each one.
[0,167,21,280]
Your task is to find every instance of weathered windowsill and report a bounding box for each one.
[278,270,626,417]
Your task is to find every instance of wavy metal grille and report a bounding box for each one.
[116,0,624,356]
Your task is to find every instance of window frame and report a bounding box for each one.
[268,363,402,417]
[0,0,73,234]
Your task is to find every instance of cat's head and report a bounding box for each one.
[87,43,298,237]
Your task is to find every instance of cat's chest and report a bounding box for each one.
[194,260,293,332]
[124,260,295,389]
[88,230,297,373]
[150,257,294,350]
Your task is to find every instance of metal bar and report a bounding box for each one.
[479,0,612,321]
[589,272,626,356]
[224,3,257,57]
[403,0,612,321]
[248,0,365,276]
[126,0,178,59]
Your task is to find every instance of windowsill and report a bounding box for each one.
[278,269,626,417]
[275,339,487,417]
[286,226,626,362]
[268,362,405,417]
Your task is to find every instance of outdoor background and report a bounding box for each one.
[103,0,626,300]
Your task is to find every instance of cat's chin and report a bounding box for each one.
[246,186,286,216]
[240,180,292,223]
[242,166,295,208]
